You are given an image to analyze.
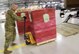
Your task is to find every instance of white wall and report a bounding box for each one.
[0,0,7,2]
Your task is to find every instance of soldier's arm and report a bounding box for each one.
[8,10,24,21]
[13,13,24,21]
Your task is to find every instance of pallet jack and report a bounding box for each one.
[23,14,36,45]
[23,16,31,45]
[23,2,36,45]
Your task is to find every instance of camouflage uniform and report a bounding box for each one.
[4,9,23,53]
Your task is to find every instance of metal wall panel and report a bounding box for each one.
[64,0,79,8]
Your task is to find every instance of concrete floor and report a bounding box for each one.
[0,10,79,54]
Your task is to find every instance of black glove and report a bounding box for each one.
[23,16,27,19]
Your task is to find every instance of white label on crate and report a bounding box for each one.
[21,13,26,17]
[43,14,50,23]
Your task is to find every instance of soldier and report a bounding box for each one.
[4,3,24,54]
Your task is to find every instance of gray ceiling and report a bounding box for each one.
[0,0,63,10]
[0,0,63,2]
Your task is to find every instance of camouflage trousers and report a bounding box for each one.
[4,27,16,52]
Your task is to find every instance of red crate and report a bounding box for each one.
[16,8,56,44]
[30,8,56,44]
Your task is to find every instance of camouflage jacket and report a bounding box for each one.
[5,9,23,31]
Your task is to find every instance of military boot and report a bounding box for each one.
[4,50,12,54]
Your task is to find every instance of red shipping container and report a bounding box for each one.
[16,12,31,35]
[16,8,56,45]
[30,8,56,44]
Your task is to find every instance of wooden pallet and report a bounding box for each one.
[36,38,56,45]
